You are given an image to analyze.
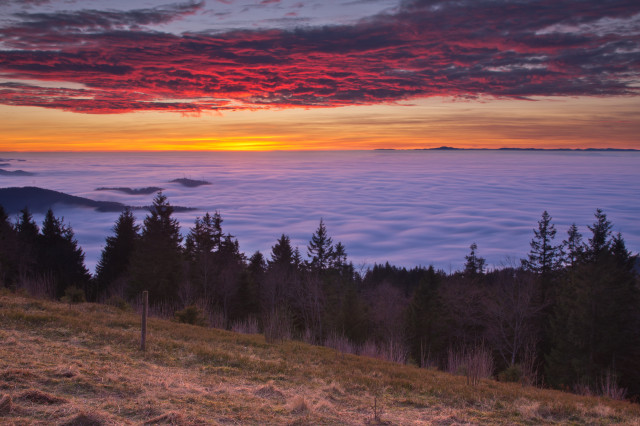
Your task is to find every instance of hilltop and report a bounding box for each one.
[1,291,638,425]
[0,187,196,214]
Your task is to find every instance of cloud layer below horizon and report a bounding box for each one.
[1,0,639,114]
[2,151,639,273]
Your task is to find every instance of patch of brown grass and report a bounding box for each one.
[143,411,187,425]
[289,395,311,414]
[59,412,107,426]
[17,389,67,405]
[254,383,286,402]
[0,394,13,414]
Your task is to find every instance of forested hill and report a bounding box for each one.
[0,187,195,213]
[1,193,639,401]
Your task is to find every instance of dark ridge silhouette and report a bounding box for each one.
[139,204,195,213]
[0,187,196,214]
[0,169,35,176]
[406,147,640,152]
[95,186,164,195]
[170,178,211,188]
[0,187,127,213]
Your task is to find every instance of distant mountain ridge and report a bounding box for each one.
[374,147,639,151]
[0,169,35,176]
[95,186,164,195]
[0,187,196,214]
[170,178,211,187]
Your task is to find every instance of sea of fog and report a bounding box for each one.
[1,150,638,274]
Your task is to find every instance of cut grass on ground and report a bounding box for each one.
[1,291,639,425]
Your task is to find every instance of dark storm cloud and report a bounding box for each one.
[3,1,203,35]
[0,0,638,113]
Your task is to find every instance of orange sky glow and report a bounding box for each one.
[2,96,639,151]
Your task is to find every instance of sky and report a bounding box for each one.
[1,0,639,150]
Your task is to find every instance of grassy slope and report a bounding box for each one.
[1,291,639,425]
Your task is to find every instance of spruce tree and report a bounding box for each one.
[307,219,334,271]
[587,208,612,261]
[464,242,485,277]
[270,234,295,268]
[38,209,90,298]
[405,266,445,366]
[234,251,265,319]
[522,211,561,282]
[185,212,222,262]
[522,211,562,366]
[14,208,39,278]
[214,234,246,318]
[128,192,183,304]
[562,223,584,270]
[0,205,19,287]
[263,234,299,316]
[547,210,640,395]
[184,212,223,301]
[95,208,139,299]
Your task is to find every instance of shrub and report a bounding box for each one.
[498,365,523,383]
[106,295,130,311]
[61,286,85,304]
[447,344,493,386]
[599,369,627,400]
[263,309,291,343]
[231,316,259,334]
[174,305,207,326]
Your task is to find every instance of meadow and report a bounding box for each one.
[1,290,639,425]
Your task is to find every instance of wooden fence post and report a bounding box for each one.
[141,290,148,351]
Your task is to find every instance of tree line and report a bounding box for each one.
[0,193,638,398]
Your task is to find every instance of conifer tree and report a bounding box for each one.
[405,266,445,366]
[185,212,222,261]
[128,192,183,304]
[184,212,223,301]
[214,234,246,318]
[263,234,299,316]
[562,223,584,270]
[95,208,139,299]
[331,242,347,267]
[13,208,40,280]
[270,234,295,268]
[307,219,334,271]
[464,242,485,277]
[522,211,562,282]
[234,251,265,318]
[38,209,90,298]
[547,210,640,395]
[338,281,368,344]
[587,208,612,260]
[0,205,19,286]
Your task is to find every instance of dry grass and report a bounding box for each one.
[1,291,640,425]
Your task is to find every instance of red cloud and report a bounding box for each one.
[0,0,638,113]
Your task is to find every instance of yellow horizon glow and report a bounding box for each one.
[1,96,639,151]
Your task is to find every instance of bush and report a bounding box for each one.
[498,365,523,383]
[61,286,85,304]
[447,344,493,386]
[174,305,207,326]
[106,295,130,311]
[263,309,291,343]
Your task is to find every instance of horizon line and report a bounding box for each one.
[1,147,639,153]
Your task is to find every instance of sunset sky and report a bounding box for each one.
[1,0,639,151]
